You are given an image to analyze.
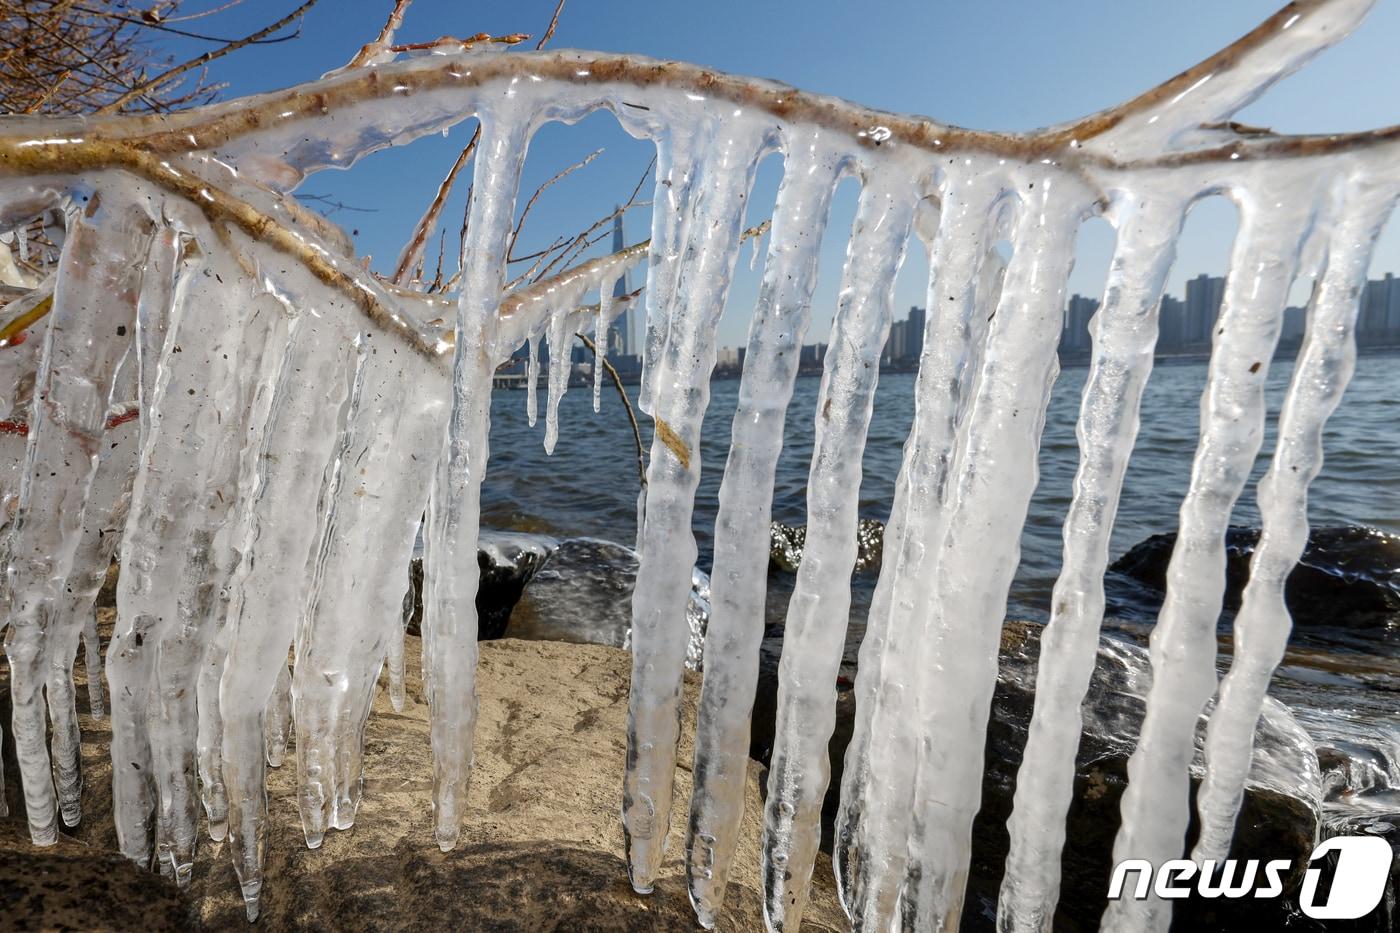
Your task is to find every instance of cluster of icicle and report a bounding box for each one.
[0,0,1396,929]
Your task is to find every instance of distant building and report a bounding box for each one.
[884,305,925,367]
[1158,294,1185,352]
[1360,272,1400,343]
[1060,294,1099,357]
[1184,273,1226,348]
[716,346,745,372]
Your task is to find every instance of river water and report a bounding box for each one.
[483,347,1398,630]
[482,344,1399,857]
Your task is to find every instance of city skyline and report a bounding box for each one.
[712,268,1400,368]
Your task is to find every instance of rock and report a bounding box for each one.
[1108,525,1400,647]
[769,517,884,574]
[750,622,1323,931]
[0,623,847,931]
[403,530,558,638]
[505,537,710,671]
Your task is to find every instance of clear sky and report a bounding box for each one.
[154,0,1400,349]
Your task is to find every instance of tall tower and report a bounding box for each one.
[610,208,630,357]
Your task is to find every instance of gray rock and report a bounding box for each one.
[505,537,710,671]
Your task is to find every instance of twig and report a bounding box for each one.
[393,124,480,284]
[96,0,320,114]
[535,0,566,50]
[507,147,603,261]
[576,330,645,492]
[298,193,377,214]
[345,0,413,69]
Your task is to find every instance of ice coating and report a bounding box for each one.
[687,129,843,929]
[763,165,917,932]
[1192,182,1398,864]
[1103,179,1320,933]
[998,193,1188,931]
[0,0,1395,927]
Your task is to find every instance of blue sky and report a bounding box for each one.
[157,0,1400,349]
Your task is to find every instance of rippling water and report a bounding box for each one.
[484,347,1399,634]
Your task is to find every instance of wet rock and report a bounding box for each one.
[403,530,558,639]
[1108,525,1400,647]
[750,622,1323,931]
[769,517,884,574]
[504,537,710,671]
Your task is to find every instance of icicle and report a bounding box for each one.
[1192,186,1397,864]
[46,416,136,828]
[264,663,293,768]
[685,129,843,929]
[1103,181,1321,933]
[893,177,1084,932]
[526,333,540,427]
[833,171,1005,924]
[624,119,769,896]
[292,345,446,848]
[109,255,286,881]
[217,304,360,919]
[637,130,701,415]
[594,275,618,414]
[5,196,144,846]
[82,607,105,718]
[544,308,574,455]
[422,109,531,853]
[997,193,1188,932]
[390,580,411,713]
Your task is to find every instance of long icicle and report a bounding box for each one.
[6,196,144,846]
[422,108,530,852]
[1103,178,1322,933]
[293,346,447,847]
[623,118,769,895]
[218,299,359,919]
[997,192,1188,932]
[1192,183,1398,863]
[761,164,918,932]
[895,178,1085,932]
[834,170,1005,924]
[686,128,843,929]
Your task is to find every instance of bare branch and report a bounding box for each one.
[96,0,320,114]
[535,0,566,50]
[507,147,602,262]
[393,124,480,285]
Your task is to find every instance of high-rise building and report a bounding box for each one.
[1060,294,1098,355]
[1184,273,1226,347]
[1158,294,1185,353]
[1360,272,1400,341]
[609,208,631,357]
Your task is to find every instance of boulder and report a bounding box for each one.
[749,622,1323,932]
[1108,526,1400,648]
[505,537,710,671]
[0,625,846,931]
[769,518,884,574]
[403,530,558,639]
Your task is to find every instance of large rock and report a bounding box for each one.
[0,627,846,931]
[750,622,1324,932]
[505,537,710,671]
[403,530,558,639]
[1109,525,1400,647]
